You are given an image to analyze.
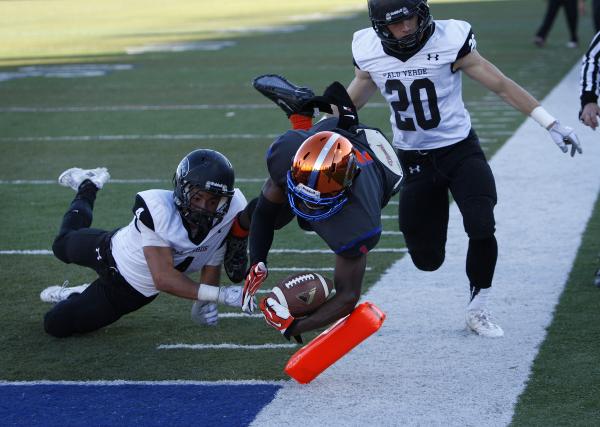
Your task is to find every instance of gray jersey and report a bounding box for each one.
[266,118,402,257]
[352,20,475,150]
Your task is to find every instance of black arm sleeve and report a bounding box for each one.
[249,193,291,266]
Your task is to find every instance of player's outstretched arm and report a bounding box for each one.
[456,50,582,156]
[242,178,289,313]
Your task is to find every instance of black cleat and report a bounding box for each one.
[223,234,248,283]
[253,74,315,117]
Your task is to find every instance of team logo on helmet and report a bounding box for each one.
[177,157,190,178]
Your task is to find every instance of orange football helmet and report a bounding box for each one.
[286,131,358,221]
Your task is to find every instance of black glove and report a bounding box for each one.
[301,81,359,130]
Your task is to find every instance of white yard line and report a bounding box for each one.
[0,103,390,113]
[0,249,403,255]
[0,178,265,185]
[157,343,297,350]
[250,64,600,426]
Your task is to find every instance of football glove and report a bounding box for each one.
[191,301,218,326]
[217,285,246,308]
[242,262,268,314]
[259,297,302,343]
[548,121,582,157]
[301,81,359,130]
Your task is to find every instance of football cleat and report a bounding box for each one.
[466,309,504,338]
[40,281,90,303]
[223,234,248,283]
[58,167,110,191]
[252,74,315,117]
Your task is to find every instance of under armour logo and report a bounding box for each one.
[95,247,102,261]
[427,53,439,61]
[409,165,421,174]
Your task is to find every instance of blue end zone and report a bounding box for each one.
[0,383,281,426]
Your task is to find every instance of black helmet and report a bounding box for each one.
[368,0,433,56]
[173,149,235,237]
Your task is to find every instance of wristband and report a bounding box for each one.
[197,283,220,302]
[530,106,557,129]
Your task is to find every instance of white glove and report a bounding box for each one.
[217,285,246,308]
[191,301,218,326]
[548,121,582,157]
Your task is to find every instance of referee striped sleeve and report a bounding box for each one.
[580,31,600,108]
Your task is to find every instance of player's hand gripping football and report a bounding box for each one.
[259,297,302,343]
[241,262,268,314]
[548,121,582,157]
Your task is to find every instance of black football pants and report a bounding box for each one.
[535,0,579,43]
[397,129,498,290]
[45,184,155,338]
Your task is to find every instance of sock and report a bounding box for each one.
[289,114,313,130]
[229,214,249,238]
[468,287,491,311]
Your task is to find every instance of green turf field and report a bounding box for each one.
[1,0,598,423]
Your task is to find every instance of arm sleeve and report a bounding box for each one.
[580,32,600,108]
[249,193,291,266]
[335,230,381,259]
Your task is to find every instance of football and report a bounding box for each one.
[267,272,334,316]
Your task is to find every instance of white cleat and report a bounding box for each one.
[466,309,504,338]
[40,281,90,303]
[58,167,110,191]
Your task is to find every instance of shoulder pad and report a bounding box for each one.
[133,194,155,231]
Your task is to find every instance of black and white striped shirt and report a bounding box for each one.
[580,31,600,110]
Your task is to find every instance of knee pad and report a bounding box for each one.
[43,308,73,338]
[461,197,496,240]
[409,248,445,271]
[51,235,70,264]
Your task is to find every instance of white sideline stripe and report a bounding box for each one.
[0,103,389,113]
[250,64,600,426]
[0,249,405,255]
[0,380,288,386]
[157,343,297,350]
[1,134,280,142]
[0,178,265,185]
[268,267,372,272]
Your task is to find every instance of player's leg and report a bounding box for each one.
[563,0,579,45]
[534,0,562,45]
[594,0,600,32]
[43,275,156,338]
[52,168,111,271]
[397,151,449,272]
[224,197,257,283]
[252,74,315,129]
[448,136,502,337]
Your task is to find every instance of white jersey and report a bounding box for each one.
[110,188,247,297]
[352,19,475,150]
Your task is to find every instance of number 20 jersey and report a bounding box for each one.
[352,19,475,151]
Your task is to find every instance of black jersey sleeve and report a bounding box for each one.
[133,194,155,232]
[336,227,382,258]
